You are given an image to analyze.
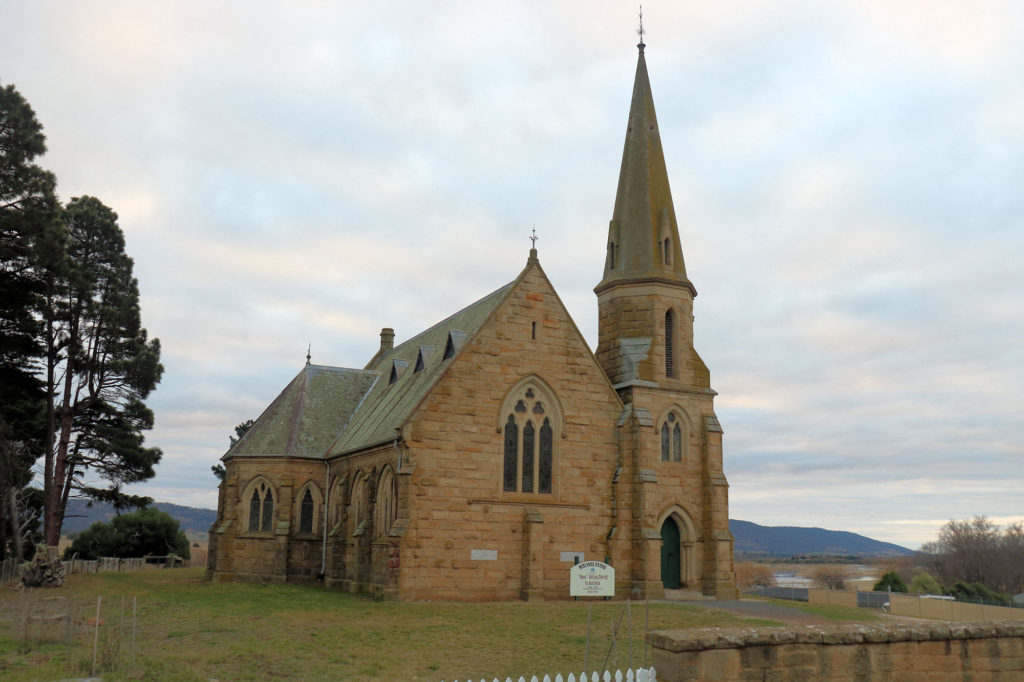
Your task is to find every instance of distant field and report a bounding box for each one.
[0,568,799,681]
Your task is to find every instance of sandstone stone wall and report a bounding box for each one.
[397,263,626,601]
[649,622,1024,682]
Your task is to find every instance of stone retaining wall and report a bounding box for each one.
[648,621,1024,681]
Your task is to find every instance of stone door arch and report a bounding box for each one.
[658,506,697,588]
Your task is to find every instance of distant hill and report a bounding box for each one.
[63,499,217,539]
[730,519,914,558]
[60,504,912,558]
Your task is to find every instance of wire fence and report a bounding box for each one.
[2,588,140,677]
[1,555,185,584]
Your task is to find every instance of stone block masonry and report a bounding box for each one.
[649,621,1024,681]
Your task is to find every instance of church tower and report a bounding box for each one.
[597,41,737,599]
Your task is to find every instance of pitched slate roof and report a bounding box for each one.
[328,279,515,455]
[225,363,378,459]
[224,277,517,461]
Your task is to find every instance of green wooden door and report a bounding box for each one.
[661,518,681,589]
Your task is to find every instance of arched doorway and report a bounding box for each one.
[660,517,681,589]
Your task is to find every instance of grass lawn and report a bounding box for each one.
[2,568,793,681]
[756,598,881,622]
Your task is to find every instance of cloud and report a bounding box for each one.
[3,1,1022,550]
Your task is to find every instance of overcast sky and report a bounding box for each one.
[3,1,1021,549]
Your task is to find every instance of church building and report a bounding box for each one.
[207,42,738,601]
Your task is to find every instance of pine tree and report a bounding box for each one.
[41,196,163,545]
[0,83,61,558]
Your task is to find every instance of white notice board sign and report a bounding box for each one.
[570,560,615,597]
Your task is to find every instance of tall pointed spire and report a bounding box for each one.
[596,43,695,297]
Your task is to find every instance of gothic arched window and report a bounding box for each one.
[244,478,275,533]
[500,379,561,494]
[299,489,314,534]
[658,411,687,463]
[351,472,368,536]
[375,467,397,538]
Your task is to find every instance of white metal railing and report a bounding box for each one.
[445,667,656,682]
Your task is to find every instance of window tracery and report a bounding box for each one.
[244,478,275,533]
[658,410,687,463]
[500,378,561,494]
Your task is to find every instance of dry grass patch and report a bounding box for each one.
[2,568,781,681]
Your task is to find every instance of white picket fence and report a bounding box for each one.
[445,667,655,682]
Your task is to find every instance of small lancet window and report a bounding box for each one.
[663,238,671,266]
[261,489,274,532]
[539,418,553,493]
[299,488,314,533]
[660,423,670,462]
[522,421,535,492]
[609,241,616,270]
[248,490,261,531]
[503,415,518,492]
[673,423,682,462]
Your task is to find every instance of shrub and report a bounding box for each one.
[63,507,189,560]
[811,565,846,590]
[909,571,942,595]
[873,571,908,593]
[946,581,1011,606]
[735,563,777,589]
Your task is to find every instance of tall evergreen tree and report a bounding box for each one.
[0,83,60,558]
[41,196,163,545]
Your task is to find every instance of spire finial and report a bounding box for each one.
[637,5,646,50]
[530,225,539,248]
[306,343,311,365]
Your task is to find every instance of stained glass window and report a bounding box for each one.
[503,415,518,492]
[539,418,552,493]
[522,421,535,493]
[502,383,559,495]
[673,423,682,462]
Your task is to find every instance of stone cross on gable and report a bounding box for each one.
[530,226,539,248]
